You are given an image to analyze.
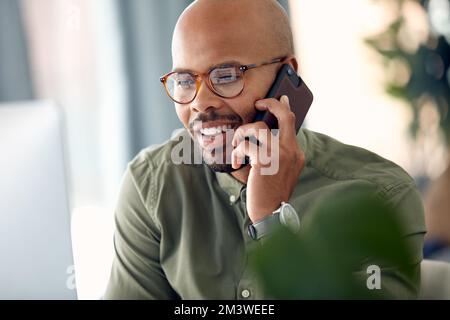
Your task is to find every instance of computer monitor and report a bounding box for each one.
[0,101,77,299]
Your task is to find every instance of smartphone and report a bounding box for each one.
[253,64,314,133]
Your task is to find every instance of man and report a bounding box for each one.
[105,0,426,299]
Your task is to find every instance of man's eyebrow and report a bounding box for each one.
[172,60,243,73]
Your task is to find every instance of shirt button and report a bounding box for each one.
[241,289,251,298]
[229,195,236,203]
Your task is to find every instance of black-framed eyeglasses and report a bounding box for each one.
[160,56,287,104]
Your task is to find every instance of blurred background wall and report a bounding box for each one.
[0,0,33,101]
[0,0,448,298]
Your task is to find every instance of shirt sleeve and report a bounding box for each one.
[356,182,427,299]
[103,164,179,300]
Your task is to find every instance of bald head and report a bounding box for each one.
[172,0,294,69]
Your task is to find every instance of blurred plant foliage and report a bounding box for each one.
[365,0,450,144]
[249,191,417,299]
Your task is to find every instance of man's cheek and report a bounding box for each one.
[175,109,190,128]
[233,103,257,124]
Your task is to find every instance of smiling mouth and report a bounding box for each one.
[199,124,235,136]
[193,123,239,151]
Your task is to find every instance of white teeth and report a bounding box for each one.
[201,127,221,136]
[200,125,233,136]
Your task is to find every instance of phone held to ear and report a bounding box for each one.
[254,64,314,134]
[238,64,313,167]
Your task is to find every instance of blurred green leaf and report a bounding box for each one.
[249,190,415,299]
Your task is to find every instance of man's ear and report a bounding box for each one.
[286,56,299,73]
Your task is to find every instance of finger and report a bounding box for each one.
[255,96,290,112]
[255,96,296,140]
[232,140,261,169]
[232,121,271,148]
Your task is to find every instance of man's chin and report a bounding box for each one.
[202,152,241,173]
[203,155,251,173]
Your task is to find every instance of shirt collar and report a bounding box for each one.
[215,168,245,201]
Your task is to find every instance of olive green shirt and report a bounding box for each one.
[104,128,426,300]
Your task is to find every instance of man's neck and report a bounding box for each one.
[231,165,251,184]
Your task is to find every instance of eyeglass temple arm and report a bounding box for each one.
[241,56,288,72]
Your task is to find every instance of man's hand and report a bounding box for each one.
[231,96,305,223]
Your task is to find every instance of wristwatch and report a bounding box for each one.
[247,202,300,240]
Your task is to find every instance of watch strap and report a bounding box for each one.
[247,212,281,240]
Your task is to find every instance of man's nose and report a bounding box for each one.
[189,81,222,113]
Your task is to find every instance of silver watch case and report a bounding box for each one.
[276,202,301,232]
[247,202,300,240]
